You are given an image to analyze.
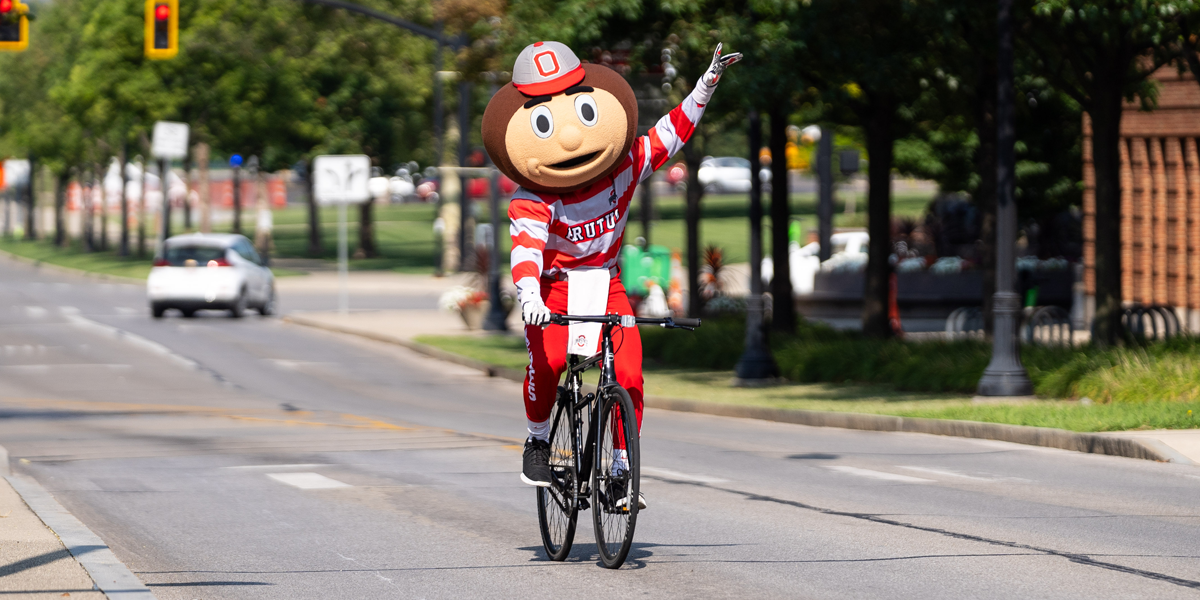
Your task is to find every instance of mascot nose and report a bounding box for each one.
[558,125,583,152]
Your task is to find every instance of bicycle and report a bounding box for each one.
[536,312,700,569]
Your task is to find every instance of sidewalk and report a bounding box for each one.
[0,477,105,599]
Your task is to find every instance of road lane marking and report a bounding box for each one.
[267,472,351,489]
[899,466,998,482]
[114,306,139,316]
[825,466,933,483]
[0,364,131,373]
[65,314,198,370]
[58,306,80,315]
[23,306,47,319]
[642,466,728,483]
[225,463,331,471]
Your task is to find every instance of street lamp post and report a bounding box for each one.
[735,110,778,382]
[978,0,1033,396]
[482,167,508,331]
[230,154,243,235]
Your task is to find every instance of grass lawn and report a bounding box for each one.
[0,237,154,280]
[413,332,1200,432]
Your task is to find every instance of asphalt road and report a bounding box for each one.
[2,257,1200,599]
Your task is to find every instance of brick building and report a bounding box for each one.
[1083,64,1200,332]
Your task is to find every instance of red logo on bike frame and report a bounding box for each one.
[534,51,560,77]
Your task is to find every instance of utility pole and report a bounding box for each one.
[483,167,508,331]
[736,110,778,382]
[977,0,1033,396]
[159,158,171,242]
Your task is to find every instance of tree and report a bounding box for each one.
[791,0,945,338]
[1027,0,1184,346]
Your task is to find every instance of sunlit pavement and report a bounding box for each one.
[3,256,1200,599]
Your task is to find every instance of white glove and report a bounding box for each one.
[521,296,552,326]
[694,43,743,104]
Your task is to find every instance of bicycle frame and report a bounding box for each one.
[544,313,698,514]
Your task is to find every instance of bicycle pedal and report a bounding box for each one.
[578,498,590,511]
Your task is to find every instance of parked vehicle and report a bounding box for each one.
[147,233,275,319]
[698,156,752,193]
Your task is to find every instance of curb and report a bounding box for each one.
[1,445,157,599]
[282,314,1186,465]
[0,248,145,284]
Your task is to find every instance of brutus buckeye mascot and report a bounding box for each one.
[482,41,741,493]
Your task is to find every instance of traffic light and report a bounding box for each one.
[144,0,177,60]
[0,0,30,52]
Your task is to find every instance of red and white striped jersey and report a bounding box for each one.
[508,86,707,301]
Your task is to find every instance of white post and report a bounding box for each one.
[338,200,348,315]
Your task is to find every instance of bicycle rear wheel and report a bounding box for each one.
[537,399,578,560]
[591,385,639,569]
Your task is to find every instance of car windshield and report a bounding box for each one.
[163,244,226,266]
[712,157,750,168]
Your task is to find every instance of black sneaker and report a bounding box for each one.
[521,437,551,487]
[606,475,647,511]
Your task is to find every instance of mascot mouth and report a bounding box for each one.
[548,151,601,170]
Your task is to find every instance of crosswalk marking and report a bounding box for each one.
[825,466,933,483]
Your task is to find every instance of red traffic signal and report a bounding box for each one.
[144,0,177,59]
[0,0,27,51]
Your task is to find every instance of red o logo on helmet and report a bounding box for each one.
[534,51,561,77]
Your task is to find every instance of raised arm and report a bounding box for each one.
[632,43,742,183]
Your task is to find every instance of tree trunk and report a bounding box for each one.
[54,172,67,247]
[1089,77,1125,347]
[99,160,109,251]
[119,144,129,256]
[768,107,796,333]
[640,176,653,246]
[861,96,896,338]
[358,198,378,258]
[24,155,35,240]
[975,63,998,337]
[682,139,704,317]
[307,158,322,256]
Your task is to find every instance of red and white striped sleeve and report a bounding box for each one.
[632,86,708,183]
[508,189,552,303]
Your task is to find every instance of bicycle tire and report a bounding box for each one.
[537,399,578,560]
[591,385,639,569]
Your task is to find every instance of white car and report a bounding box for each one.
[147,233,276,318]
[698,157,753,193]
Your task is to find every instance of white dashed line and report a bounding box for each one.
[641,466,728,483]
[23,306,47,319]
[267,472,351,489]
[899,466,999,482]
[225,464,331,471]
[825,466,933,483]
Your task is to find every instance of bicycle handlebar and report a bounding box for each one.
[547,313,701,330]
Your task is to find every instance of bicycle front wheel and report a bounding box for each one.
[591,385,639,569]
[537,399,578,560]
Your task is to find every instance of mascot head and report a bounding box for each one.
[483,41,638,194]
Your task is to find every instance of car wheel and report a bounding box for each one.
[181,309,197,318]
[151,304,166,319]
[257,286,276,316]
[704,182,719,194]
[229,290,247,319]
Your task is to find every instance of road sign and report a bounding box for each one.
[151,121,189,160]
[2,158,30,190]
[313,155,372,205]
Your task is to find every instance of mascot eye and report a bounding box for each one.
[530,106,554,139]
[574,94,599,126]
